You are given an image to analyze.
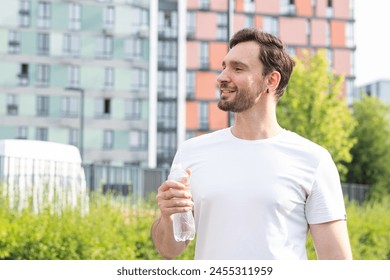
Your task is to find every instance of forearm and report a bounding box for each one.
[151,216,189,259]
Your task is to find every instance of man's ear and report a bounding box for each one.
[267,71,281,93]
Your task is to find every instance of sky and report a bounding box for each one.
[354,0,390,86]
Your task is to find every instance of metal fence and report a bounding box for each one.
[83,164,169,200]
[342,183,370,204]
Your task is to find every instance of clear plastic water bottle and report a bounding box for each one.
[168,164,196,242]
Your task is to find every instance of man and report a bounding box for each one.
[151,28,352,260]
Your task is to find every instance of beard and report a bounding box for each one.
[217,88,259,113]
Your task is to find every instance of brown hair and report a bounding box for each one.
[229,28,295,98]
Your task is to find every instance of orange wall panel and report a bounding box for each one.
[255,15,263,29]
[256,0,279,13]
[210,0,228,11]
[209,42,228,70]
[279,18,307,45]
[187,0,198,9]
[196,72,218,100]
[316,0,327,17]
[296,0,313,16]
[233,14,246,33]
[311,19,327,46]
[235,0,244,12]
[186,101,199,129]
[334,0,350,19]
[187,41,199,68]
[333,49,350,76]
[209,102,228,130]
[196,12,217,40]
[331,21,345,47]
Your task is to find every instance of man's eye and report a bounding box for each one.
[235,68,242,71]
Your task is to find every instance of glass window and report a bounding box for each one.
[103,6,115,29]
[199,102,209,130]
[36,95,49,116]
[263,16,278,36]
[96,36,113,59]
[244,0,255,12]
[103,130,114,149]
[37,1,51,28]
[346,22,354,48]
[67,65,80,87]
[8,31,20,54]
[131,68,148,90]
[36,64,50,86]
[326,0,333,17]
[200,42,209,69]
[158,41,177,68]
[69,129,78,146]
[61,96,79,118]
[17,126,28,139]
[217,13,228,40]
[36,127,48,141]
[157,101,177,129]
[158,71,177,99]
[325,21,330,46]
[104,67,114,89]
[63,34,80,56]
[187,11,196,39]
[7,94,18,116]
[125,99,142,120]
[129,130,148,150]
[200,0,209,9]
[158,11,177,38]
[69,3,81,30]
[186,71,195,99]
[157,131,177,162]
[124,38,143,59]
[18,64,29,86]
[95,98,111,118]
[281,0,296,15]
[37,33,50,55]
[19,0,30,27]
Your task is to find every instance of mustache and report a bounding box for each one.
[218,82,237,91]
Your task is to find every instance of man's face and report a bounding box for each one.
[217,41,267,113]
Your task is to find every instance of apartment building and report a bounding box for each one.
[0,0,355,169]
[0,0,157,167]
[357,80,390,103]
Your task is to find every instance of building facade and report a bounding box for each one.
[357,80,390,103]
[0,0,355,169]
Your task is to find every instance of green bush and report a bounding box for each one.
[1,186,389,260]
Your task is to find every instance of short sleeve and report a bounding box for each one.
[305,152,347,224]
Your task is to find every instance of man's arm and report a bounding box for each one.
[151,171,193,259]
[309,220,352,260]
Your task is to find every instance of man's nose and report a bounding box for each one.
[217,68,230,84]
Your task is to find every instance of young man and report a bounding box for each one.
[151,28,352,260]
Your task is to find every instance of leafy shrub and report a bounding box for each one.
[1,185,389,260]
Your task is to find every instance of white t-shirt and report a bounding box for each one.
[171,128,346,260]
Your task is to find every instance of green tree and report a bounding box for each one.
[346,95,390,199]
[277,50,356,180]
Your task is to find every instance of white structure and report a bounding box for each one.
[0,140,88,215]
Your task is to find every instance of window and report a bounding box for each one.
[69,3,81,30]
[346,22,354,48]
[199,102,209,130]
[17,126,28,139]
[158,11,177,38]
[103,6,115,29]
[19,0,30,27]
[133,7,148,27]
[200,0,209,9]
[157,101,177,129]
[125,99,142,120]
[61,96,79,117]
[37,33,50,55]
[281,0,296,14]
[63,34,80,56]
[69,129,78,146]
[244,0,255,12]
[158,41,177,68]
[326,0,333,17]
[158,71,177,99]
[325,21,330,46]
[157,131,177,161]
[36,64,50,86]
[104,67,114,89]
[68,65,80,87]
[200,42,209,69]
[37,95,49,116]
[96,36,113,59]
[131,68,148,90]
[95,98,111,118]
[103,130,114,149]
[187,11,196,39]
[186,71,195,99]
[124,38,143,59]
[36,127,48,141]
[350,51,355,76]
[217,13,228,40]
[245,14,254,28]
[327,49,333,68]
[18,64,29,86]
[263,16,278,36]
[7,94,18,115]
[38,1,51,28]
[9,31,20,54]
[129,130,148,150]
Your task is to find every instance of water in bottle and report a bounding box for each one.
[168,164,196,242]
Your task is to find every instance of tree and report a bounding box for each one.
[346,95,390,199]
[277,50,356,180]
